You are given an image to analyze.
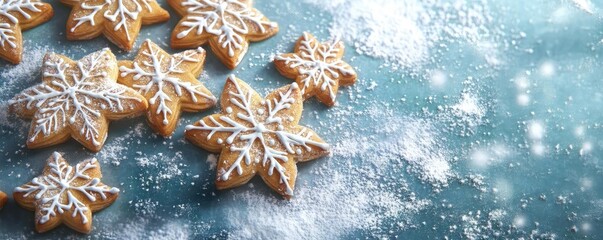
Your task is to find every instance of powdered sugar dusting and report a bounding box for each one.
[398,119,453,187]
[0,45,50,97]
[304,0,498,70]
[226,158,430,239]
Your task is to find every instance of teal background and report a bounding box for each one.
[0,0,602,239]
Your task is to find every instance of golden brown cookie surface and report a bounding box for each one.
[118,40,216,136]
[170,0,279,69]
[14,152,119,234]
[0,0,54,64]
[274,32,357,107]
[62,0,170,51]
[185,75,330,198]
[0,191,7,209]
[9,48,148,152]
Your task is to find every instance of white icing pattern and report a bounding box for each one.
[176,0,277,57]
[186,75,329,195]
[14,152,119,224]
[276,33,355,100]
[10,49,142,146]
[119,40,216,125]
[70,0,152,40]
[0,0,44,48]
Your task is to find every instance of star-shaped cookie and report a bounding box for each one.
[62,0,170,51]
[9,48,148,152]
[0,0,53,64]
[0,190,7,209]
[185,75,330,198]
[169,0,279,69]
[274,32,357,107]
[14,152,119,233]
[118,40,217,136]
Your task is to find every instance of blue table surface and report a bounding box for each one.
[1,0,602,239]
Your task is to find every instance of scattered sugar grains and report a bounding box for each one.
[206,154,218,170]
[303,0,498,69]
[438,92,487,136]
[95,219,192,240]
[0,45,50,96]
[227,169,430,239]
[97,123,145,165]
[0,45,51,129]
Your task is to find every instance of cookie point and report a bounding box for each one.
[196,47,205,53]
[228,74,236,81]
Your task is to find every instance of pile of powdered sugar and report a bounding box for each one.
[303,0,499,70]
[225,151,431,239]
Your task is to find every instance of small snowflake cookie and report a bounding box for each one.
[274,32,357,107]
[0,0,54,64]
[14,152,120,233]
[118,40,217,136]
[0,191,7,209]
[185,75,330,198]
[169,0,279,69]
[62,0,170,51]
[9,48,148,152]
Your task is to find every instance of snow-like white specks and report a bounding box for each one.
[429,69,447,89]
[526,120,546,156]
[539,61,556,77]
[514,74,531,106]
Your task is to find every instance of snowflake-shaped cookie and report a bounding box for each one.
[185,75,330,198]
[14,152,119,233]
[0,0,53,63]
[9,48,148,152]
[170,0,279,69]
[274,32,357,107]
[63,0,170,51]
[0,190,6,209]
[118,40,217,136]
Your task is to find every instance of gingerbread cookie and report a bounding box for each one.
[274,32,357,107]
[185,75,330,198]
[0,191,7,209]
[14,152,119,233]
[118,40,216,136]
[62,0,170,51]
[9,48,148,152]
[0,0,53,64]
[169,0,279,69]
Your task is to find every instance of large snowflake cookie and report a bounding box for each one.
[0,0,53,64]
[0,190,7,209]
[62,0,170,51]
[169,0,279,69]
[185,75,330,198]
[14,152,120,233]
[118,40,217,136]
[9,48,148,152]
[274,32,357,107]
